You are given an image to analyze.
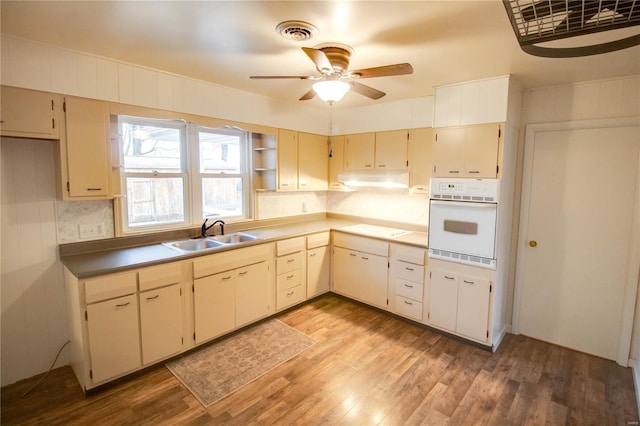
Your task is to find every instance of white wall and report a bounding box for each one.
[1,139,68,386]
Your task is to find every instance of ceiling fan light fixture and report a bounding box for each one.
[313,80,350,103]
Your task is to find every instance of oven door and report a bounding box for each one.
[428,200,497,260]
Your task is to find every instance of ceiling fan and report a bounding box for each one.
[249,44,413,102]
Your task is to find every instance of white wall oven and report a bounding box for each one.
[428,178,499,269]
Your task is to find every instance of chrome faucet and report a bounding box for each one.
[201,218,225,238]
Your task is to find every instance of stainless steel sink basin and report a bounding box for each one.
[210,232,258,244]
[162,232,258,254]
[163,238,226,252]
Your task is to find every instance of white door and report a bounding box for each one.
[516,123,639,362]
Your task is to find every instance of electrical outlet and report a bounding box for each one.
[302,202,307,213]
[78,223,105,239]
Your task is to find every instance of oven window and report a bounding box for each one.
[444,220,478,235]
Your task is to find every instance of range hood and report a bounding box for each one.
[338,172,409,188]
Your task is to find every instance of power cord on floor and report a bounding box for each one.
[21,340,70,398]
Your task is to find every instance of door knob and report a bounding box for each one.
[529,240,537,247]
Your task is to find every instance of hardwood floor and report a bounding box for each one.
[1,294,637,425]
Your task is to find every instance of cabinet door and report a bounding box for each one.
[375,130,408,170]
[432,127,465,177]
[409,127,433,191]
[86,294,141,383]
[140,284,183,365]
[236,261,271,327]
[298,132,328,190]
[456,274,491,342]
[194,272,236,344]
[278,129,298,190]
[463,123,499,177]
[428,270,458,332]
[345,133,375,170]
[65,97,110,197]
[358,253,388,309]
[332,246,359,298]
[328,135,345,189]
[307,246,330,297]
[1,86,59,139]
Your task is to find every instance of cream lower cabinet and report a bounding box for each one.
[389,244,426,322]
[275,237,306,311]
[332,232,389,310]
[427,259,492,344]
[138,262,184,365]
[193,243,275,342]
[83,271,141,385]
[306,232,331,298]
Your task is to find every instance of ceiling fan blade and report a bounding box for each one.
[302,47,333,73]
[349,81,386,100]
[521,1,573,22]
[299,89,316,101]
[250,75,314,79]
[350,63,413,79]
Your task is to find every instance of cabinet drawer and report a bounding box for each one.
[395,295,423,321]
[395,262,424,283]
[276,252,303,273]
[276,237,305,256]
[277,269,302,292]
[390,244,425,265]
[395,278,424,302]
[138,262,182,292]
[193,243,273,278]
[332,232,388,257]
[85,271,137,304]
[306,232,330,249]
[276,284,305,310]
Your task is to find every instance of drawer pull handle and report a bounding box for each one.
[404,300,413,306]
[222,276,232,280]
[448,170,460,174]
[287,274,294,279]
[445,275,455,280]
[310,253,316,257]
[463,280,475,284]
[468,170,480,174]
[238,271,248,276]
[362,256,369,260]
[287,291,294,297]
[115,302,130,308]
[146,295,159,301]
[349,253,357,257]
[287,259,295,263]
[87,188,102,191]
[405,267,414,271]
[404,284,414,288]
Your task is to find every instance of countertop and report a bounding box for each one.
[60,219,428,279]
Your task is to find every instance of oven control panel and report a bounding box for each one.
[430,178,499,202]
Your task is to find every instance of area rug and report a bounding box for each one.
[166,319,316,407]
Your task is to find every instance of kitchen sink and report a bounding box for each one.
[162,232,258,254]
[210,232,258,244]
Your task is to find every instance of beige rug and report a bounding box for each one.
[167,319,316,407]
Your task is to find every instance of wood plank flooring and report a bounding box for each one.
[1,294,638,425]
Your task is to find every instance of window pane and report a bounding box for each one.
[199,131,240,174]
[202,177,243,218]
[122,122,182,173]
[126,177,184,227]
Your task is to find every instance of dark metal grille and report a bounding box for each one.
[503,1,640,56]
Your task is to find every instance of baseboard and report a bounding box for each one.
[631,358,640,418]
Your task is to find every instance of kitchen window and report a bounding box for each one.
[118,116,251,234]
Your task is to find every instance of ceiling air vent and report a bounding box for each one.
[276,20,318,41]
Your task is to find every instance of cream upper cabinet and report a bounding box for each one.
[277,128,298,190]
[345,132,375,170]
[409,127,433,192]
[63,96,111,198]
[1,86,60,139]
[328,135,345,190]
[374,129,409,171]
[432,123,502,178]
[298,132,328,190]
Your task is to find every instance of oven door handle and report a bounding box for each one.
[429,200,497,208]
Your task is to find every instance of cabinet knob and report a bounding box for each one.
[529,240,538,247]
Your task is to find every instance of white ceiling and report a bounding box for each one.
[2,1,639,109]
